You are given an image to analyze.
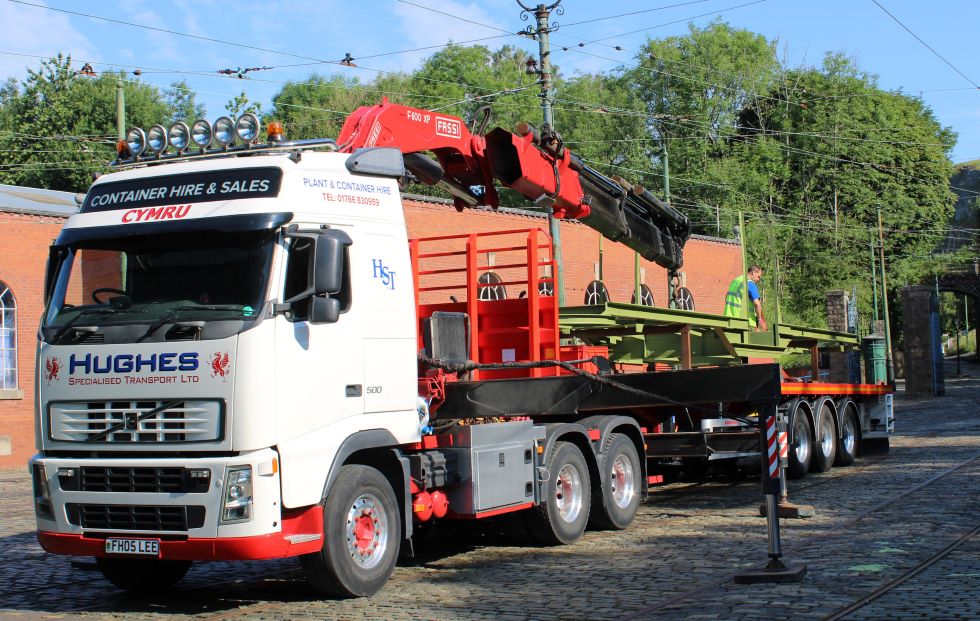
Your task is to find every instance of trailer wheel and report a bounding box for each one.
[95,557,191,592]
[527,441,591,545]
[787,412,813,479]
[301,465,401,598]
[810,404,837,473]
[590,433,641,530]
[835,408,859,467]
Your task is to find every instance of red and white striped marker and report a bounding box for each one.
[778,430,789,461]
[766,416,779,478]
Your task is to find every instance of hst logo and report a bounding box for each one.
[372,259,396,290]
[67,352,199,375]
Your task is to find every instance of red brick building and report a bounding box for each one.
[0,185,78,468]
[0,190,742,469]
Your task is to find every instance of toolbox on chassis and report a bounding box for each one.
[30,106,892,598]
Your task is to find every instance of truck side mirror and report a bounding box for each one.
[310,296,341,324]
[313,234,345,296]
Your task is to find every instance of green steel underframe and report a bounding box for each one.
[559,302,858,367]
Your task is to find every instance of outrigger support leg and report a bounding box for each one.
[736,405,806,584]
[759,418,814,519]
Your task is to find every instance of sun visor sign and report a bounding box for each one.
[81,167,283,214]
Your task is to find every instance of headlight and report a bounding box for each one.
[213,116,236,146]
[235,113,261,143]
[221,466,253,523]
[125,127,147,157]
[191,119,213,148]
[32,463,54,520]
[146,124,168,153]
[168,122,190,151]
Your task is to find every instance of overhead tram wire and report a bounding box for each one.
[870,0,980,90]
[7,0,523,98]
[19,0,962,150]
[9,4,969,196]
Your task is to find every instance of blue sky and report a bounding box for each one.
[2,0,978,163]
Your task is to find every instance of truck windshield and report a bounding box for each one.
[44,228,275,330]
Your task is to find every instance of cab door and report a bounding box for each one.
[274,223,364,441]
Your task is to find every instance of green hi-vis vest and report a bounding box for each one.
[724,275,757,326]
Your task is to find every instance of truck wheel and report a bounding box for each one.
[301,465,401,598]
[787,412,812,479]
[835,409,859,467]
[590,433,641,530]
[810,405,837,473]
[95,557,191,592]
[527,441,591,545]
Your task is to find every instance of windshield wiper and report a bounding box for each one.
[51,308,118,342]
[138,304,247,341]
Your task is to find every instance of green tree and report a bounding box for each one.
[166,80,206,123]
[225,90,262,118]
[0,54,172,191]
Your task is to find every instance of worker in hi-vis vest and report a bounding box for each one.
[724,265,768,331]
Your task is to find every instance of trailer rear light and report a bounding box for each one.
[32,463,54,520]
[191,119,213,148]
[221,466,253,523]
[146,124,168,154]
[168,122,190,151]
[125,127,147,157]
[235,113,261,143]
[213,116,236,147]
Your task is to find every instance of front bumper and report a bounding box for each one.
[30,450,324,561]
[38,504,323,560]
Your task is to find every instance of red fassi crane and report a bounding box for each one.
[336,98,691,271]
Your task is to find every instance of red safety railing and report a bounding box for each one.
[410,228,559,380]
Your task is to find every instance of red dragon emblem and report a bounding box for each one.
[44,357,62,384]
[210,352,231,379]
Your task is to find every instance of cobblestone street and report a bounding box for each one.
[1,359,977,621]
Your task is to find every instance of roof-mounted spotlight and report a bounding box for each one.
[191,119,213,149]
[125,127,147,158]
[146,124,168,154]
[168,122,190,151]
[235,113,261,144]
[213,116,236,147]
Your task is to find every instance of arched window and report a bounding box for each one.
[0,282,15,391]
[584,280,610,305]
[477,272,507,301]
[673,287,695,311]
[631,284,655,307]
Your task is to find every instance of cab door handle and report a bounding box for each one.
[345,385,362,397]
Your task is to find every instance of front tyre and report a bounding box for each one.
[590,433,641,530]
[527,441,591,545]
[301,465,401,598]
[95,557,191,592]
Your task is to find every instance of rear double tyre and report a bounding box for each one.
[835,407,860,467]
[810,404,837,473]
[527,441,591,545]
[301,465,401,598]
[590,433,641,530]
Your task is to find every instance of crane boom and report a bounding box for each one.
[337,98,690,270]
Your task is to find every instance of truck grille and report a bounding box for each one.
[49,400,222,443]
[66,504,206,531]
[60,467,210,494]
